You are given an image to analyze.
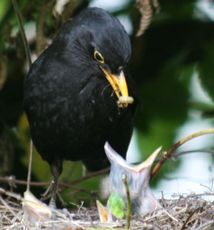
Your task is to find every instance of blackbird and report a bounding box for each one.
[24,7,137,205]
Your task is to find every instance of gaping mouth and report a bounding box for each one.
[100,67,134,108]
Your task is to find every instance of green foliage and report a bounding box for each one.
[60,162,102,207]
[0,0,10,22]
[107,192,125,219]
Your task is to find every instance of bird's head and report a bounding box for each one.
[58,7,134,108]
[104,142,161,216]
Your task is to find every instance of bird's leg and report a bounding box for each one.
[41,158,62,208]
[49,158,62,208]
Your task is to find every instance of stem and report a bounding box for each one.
[122,175,131,230]
[151,128,214,179]
[12,0,33,192]
[11,0,32,68]
[26,140,33,191]
[0,167,109,189]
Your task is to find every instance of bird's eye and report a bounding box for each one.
[94,50,105,64]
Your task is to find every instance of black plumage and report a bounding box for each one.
[24,7,137,205]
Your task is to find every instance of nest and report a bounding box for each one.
[0,187,214,230]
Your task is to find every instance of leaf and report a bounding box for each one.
[107,192,125,219]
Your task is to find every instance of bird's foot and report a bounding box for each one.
[41,180,54,201]
[41,180,57,212]
[41,186,57,221]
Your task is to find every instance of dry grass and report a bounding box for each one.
[0,187,214,230]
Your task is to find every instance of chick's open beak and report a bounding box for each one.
[100,67,134,108]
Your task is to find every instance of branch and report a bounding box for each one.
[12,0,33,192]
[0,167,109,189]
[173,148,214,159]
[12,0,32,68]
[151,128,214,179]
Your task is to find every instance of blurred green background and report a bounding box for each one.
[0,0,214,206]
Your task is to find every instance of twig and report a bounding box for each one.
[0,196,18,218]
[180,207,203,230]
[122,175,131,230]
[0,167,109,189]
[173,148,214,159]
[70,167,109,187]
[12,0,34,193]
[180,212,194,230]
[11,0,32,68]
[26,140,33,191]
[162,209,178,223]
[194,220,214,230]
[151,128,214,179]
[0,187,22,201]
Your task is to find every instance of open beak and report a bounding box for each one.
[100,67,134,108]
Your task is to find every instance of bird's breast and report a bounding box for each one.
[25,71,134,163]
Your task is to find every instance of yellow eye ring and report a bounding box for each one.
[94,50,105,64]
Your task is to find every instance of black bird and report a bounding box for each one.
[23,7,137,205]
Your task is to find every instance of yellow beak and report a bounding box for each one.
[100,67,134,108]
